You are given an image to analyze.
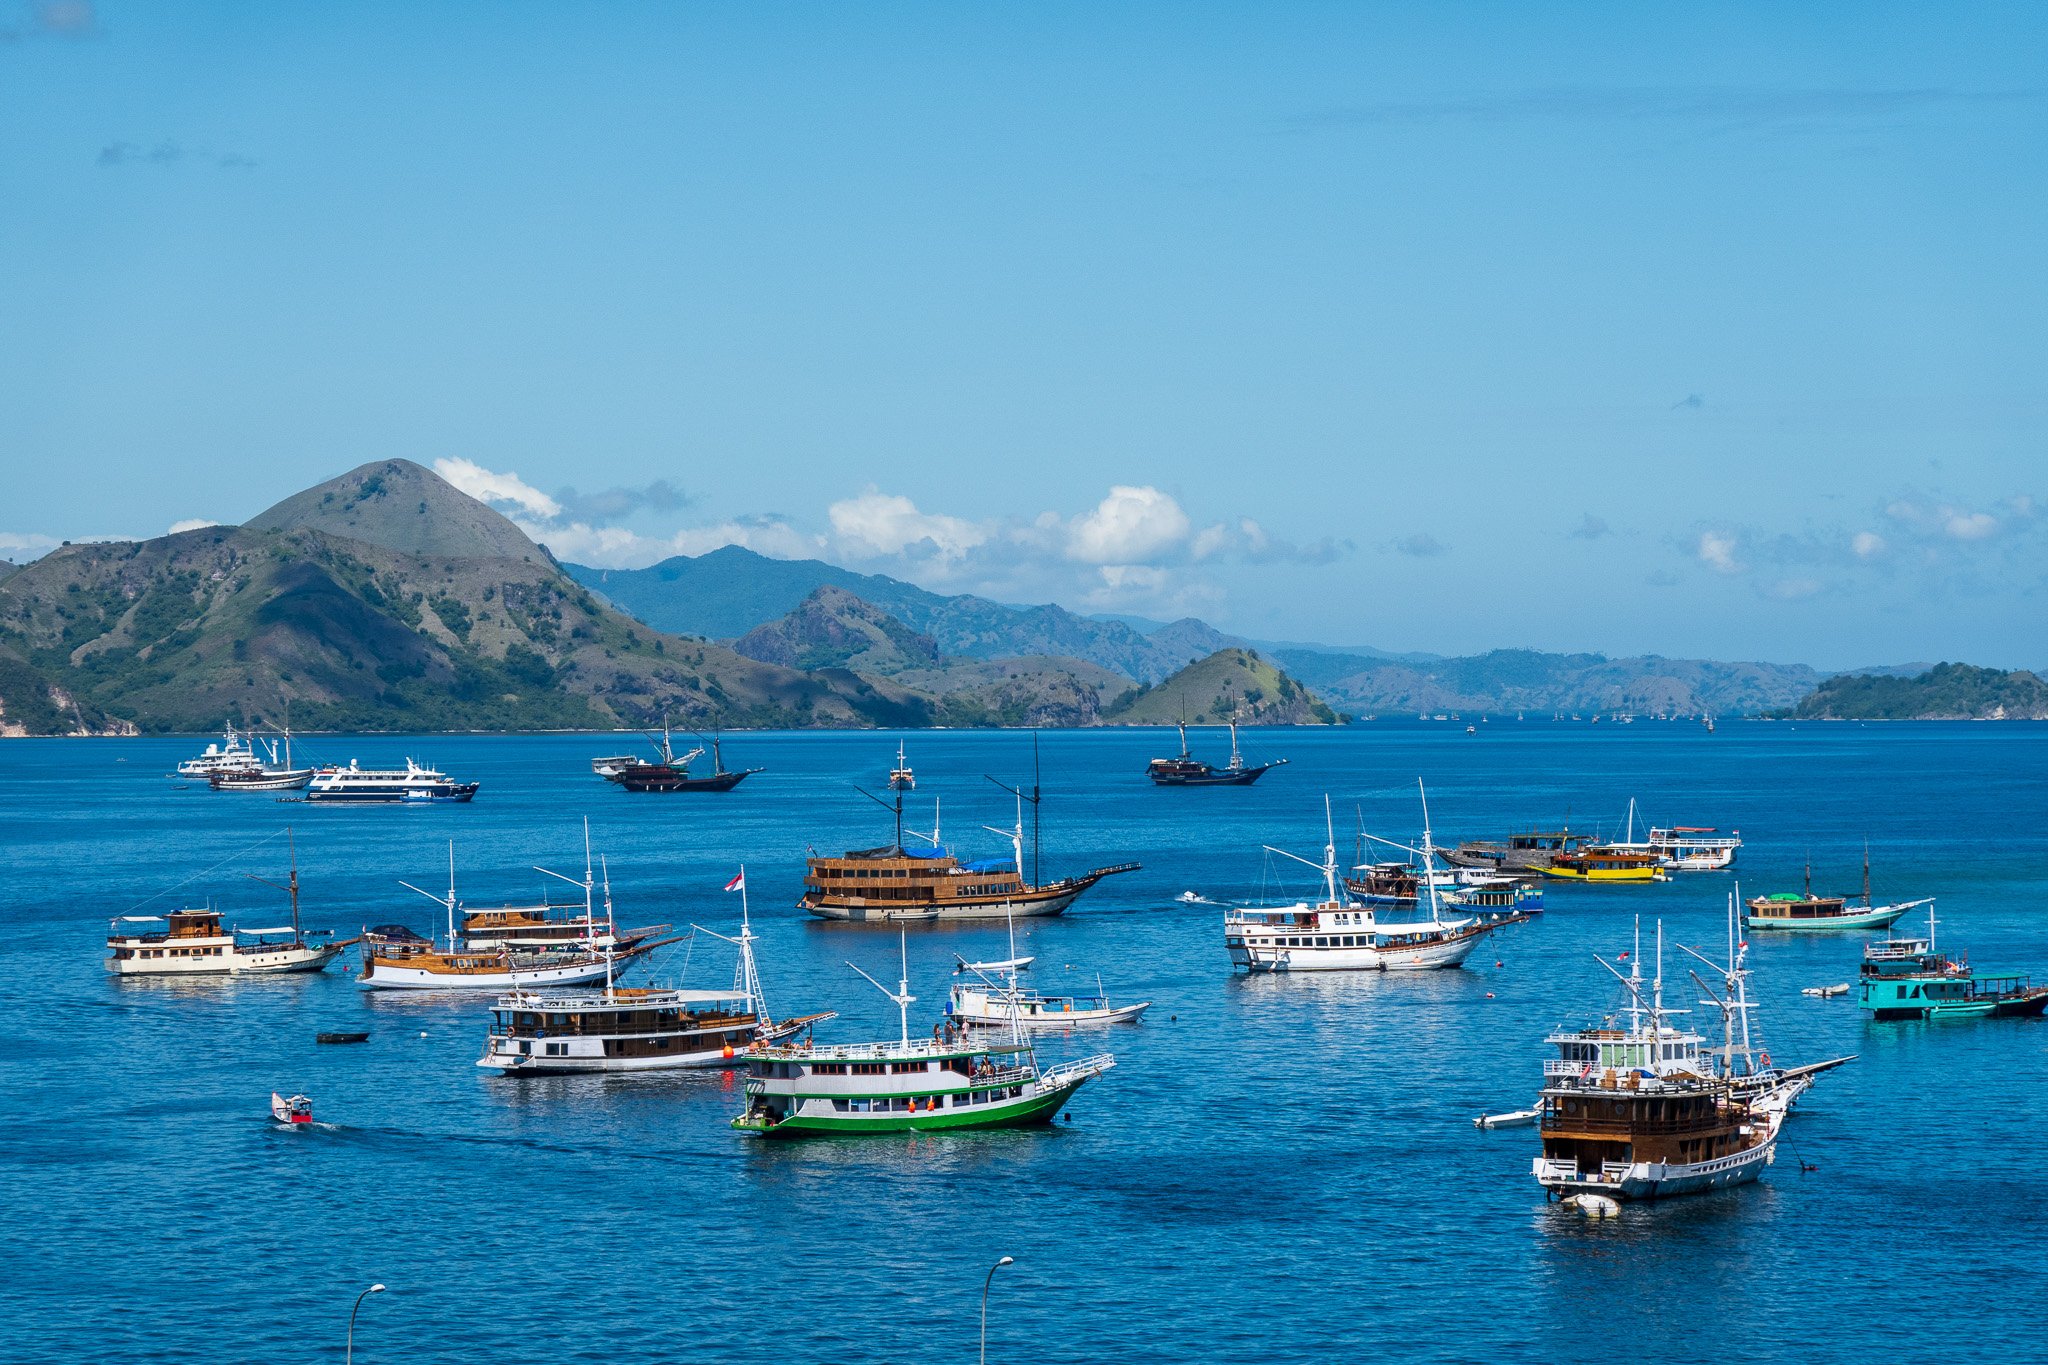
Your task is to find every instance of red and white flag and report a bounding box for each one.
[724,871,746,892]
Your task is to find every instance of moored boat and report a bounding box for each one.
[210,728,317,792]
[800,745,1137,923]
[1745,848,1926,932]
[307,758,479,804]
[1145,713,1286,787]
[1441,827,1594,872]
[732,937,1113,1137]
[946,947,1151,1029]
[1540,846,1667,883]
[175,724,263,780]
[1858,905,2048,1020]
[106,833,348,976]
[606,720,761,793]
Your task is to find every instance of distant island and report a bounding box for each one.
[1,458,2008,736]
[1778,663,2048,721]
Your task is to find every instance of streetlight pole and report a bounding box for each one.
[346,1283,385,1365]
[979,1256,1014,1365]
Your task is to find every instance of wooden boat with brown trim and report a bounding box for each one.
[800,744,1137,923]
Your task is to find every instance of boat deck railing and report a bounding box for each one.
[752,1036,1032,1064]
[1037,1054,1115,1088]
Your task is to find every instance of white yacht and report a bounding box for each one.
[1225,787,1521,973]
[307,758,479,804]
[175,724,264,779]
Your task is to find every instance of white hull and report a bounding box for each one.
[106,943,345,976]
[1229,932,1480,972]
[359,957,618,991]
[953,1001,1150,1028]
[803,889,1082,923]
[1535,1131,1776,1201]
[478,1040,746,1073]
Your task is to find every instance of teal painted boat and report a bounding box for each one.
[1858,907,2048,1021]
[1744,848,1926,933]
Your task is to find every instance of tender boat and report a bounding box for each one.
[733,937,1113,1137]
[1225,787,1527,972]
[270,1092,313,1125]
[800,745,1137,923]
[307,758,479,804]
[106,834,348,976]
[1145,713,1287,786]
[1858,905,2048,1020]
[478,870,833,1073]
[1745,848,1926,932]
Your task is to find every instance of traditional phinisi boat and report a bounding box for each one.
[210,727,317,792]
[1744,848,1928,932]
[106,833,349,976]
[1532,923,1783,1203]
[800,744,1137,923]
[359,835,674,991]
[1225,787,1526,973]
[733,935,1114,1137]
[604,718,761,793]
[478,869,833,1073]
[1857,904,2048,1021]
[1145,710,1288,787]
[1440,827,1594,872]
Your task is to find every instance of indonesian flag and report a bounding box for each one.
[1617,951,1629,961]
[724,871,746,892]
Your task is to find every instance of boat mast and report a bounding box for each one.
[446,841,456,949]
[1322,795,1340,907]
[1417,779,1444,928]
[984,734,1042,888]
[1863,841,1872,907]
[600,853,616,996]
[287,826,301,940]
[849,935,916,1049]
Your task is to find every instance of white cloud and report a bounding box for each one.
[1065,485,1191,565]
[1943,511,1998,541]
[168,518,219,535]
[520,516,822,569]
[434,457,563,520]
[0,532,61,560]
[828,489,989,561]
[1851,530,1886,559]
[1697,531,1742,574]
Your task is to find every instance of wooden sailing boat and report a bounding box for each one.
[1744,845,1927,932]
[1146,702,1288,786]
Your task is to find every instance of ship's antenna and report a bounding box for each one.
[984,733,1044,888]
[1323,795,1339,907]
[288,826,300,940]
[600,853,616,996]
[848,934,916,1049]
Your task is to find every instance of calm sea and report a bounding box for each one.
[4,722,2044,1364]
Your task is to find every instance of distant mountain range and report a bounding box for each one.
[0,462,1330,734]
[565,547,1919,718]
[1785,663,2048,720]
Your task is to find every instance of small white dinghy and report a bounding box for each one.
[1801,983,1850,998]
[1564,1193,1621,1218]
[270,1092,313,1126]
[1474,1102,1543,1129]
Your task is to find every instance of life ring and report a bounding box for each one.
[1759,1050,1771,1068]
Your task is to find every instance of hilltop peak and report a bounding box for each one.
[246,459,545,562]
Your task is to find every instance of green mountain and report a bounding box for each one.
[1275,647,1825,716]
[566,547,1229,682]
[733,585,943,674]
[1101,648,1340,725]
[1787,662,2048,720]
[0,462,931,734]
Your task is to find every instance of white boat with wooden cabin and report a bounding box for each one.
[106,835,348,976]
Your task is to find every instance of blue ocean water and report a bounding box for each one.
[4,721,2045,1365]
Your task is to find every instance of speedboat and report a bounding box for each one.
[271,1092,313,1125]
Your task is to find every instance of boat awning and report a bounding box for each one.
[666,989,752,1003]
[959,956,1034,973]
[116,915,166,922]
[237,926,297,935]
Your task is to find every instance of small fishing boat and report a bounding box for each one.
[947,952,1151,1029]
[270,1092,313,1125]
[1145,711,1287,787]
[1745,848,1927,932]
[316,1031,370,1044]
[733,936,1113,1137]
[1858,906,2048,1020]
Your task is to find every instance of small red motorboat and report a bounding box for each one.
[271,1092,313,1125]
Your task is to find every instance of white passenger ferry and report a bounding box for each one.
[307,758,479,804]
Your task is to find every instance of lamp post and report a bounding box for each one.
[346,1283,385,1365]
[979,1256,1014,1365]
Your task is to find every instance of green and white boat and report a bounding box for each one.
[732,938,1113,1138]
[1744,849,1929,933]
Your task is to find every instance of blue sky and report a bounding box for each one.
[3,2,2043,669]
